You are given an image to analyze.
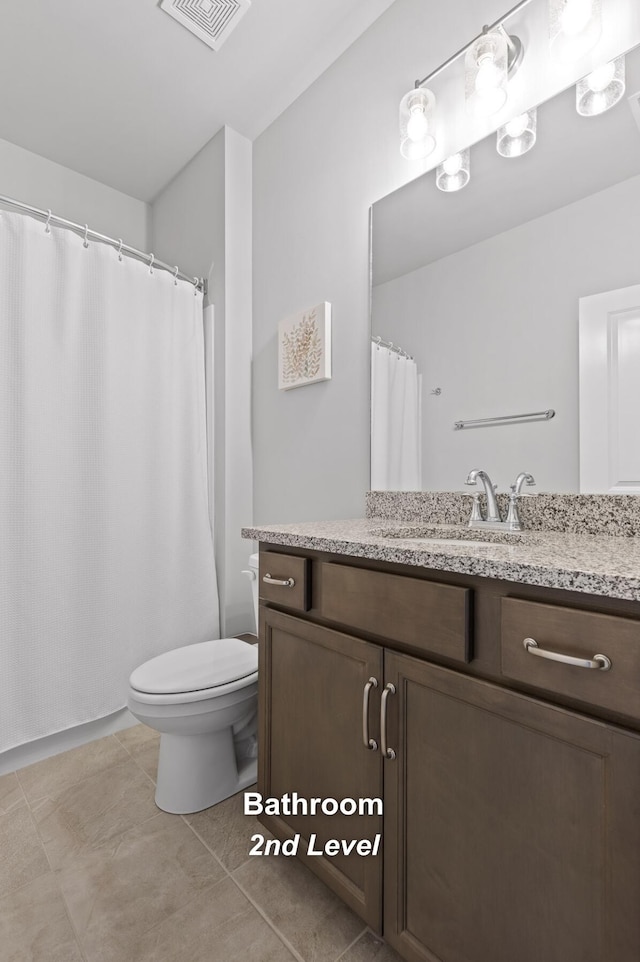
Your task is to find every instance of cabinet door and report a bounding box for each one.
[259,607,384,929]
[383,651,640,962]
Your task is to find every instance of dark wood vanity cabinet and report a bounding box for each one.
[257,548,640,962]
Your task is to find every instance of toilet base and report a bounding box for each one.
[154,728,257,814]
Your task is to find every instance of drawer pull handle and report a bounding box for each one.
[380,683,396,760]
[362,677,378,752]
[523,638,611,671]
[263,574,295,588]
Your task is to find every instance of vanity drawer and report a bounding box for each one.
[320,563,471,662]
[259,552,310,612]
[501,597,640,719]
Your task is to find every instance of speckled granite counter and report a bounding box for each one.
[241,517,640,602]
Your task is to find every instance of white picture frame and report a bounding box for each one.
[278,302,332,391]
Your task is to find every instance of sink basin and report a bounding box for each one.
[371,524,525,546]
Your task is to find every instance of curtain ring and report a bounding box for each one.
[193,276,199,295]
[117,239,124,262]
[148,253,155,274]
[83,225,89,249]
[44,210,52,234]
[173,266,179,286]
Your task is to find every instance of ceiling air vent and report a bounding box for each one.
[160,0,251,51]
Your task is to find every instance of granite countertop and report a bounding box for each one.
[241,517,640,602]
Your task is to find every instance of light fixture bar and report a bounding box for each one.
[414,0,536,89]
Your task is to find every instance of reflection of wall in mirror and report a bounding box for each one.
[371,173,640,493]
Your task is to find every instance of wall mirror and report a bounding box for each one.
[371,41,640,494]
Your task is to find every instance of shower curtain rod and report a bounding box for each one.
[0,193,206,295]
[371,335,413,359]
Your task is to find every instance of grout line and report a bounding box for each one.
[180,817,304,962]
[333,926,369,961]
[22,801,90,962]
[227,871,307,962]
[179,817,234,878]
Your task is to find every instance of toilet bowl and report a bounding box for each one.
[128,636,258,814]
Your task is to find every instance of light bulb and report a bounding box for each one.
[399,87,437,160]
[586,61,615,92]
[549,0,601,62]
[504,114,529,138]
[407,105,429,142]
[436,150,471,192]
[466,32,508,116]
[474,58,508,112]
[443,154,463,176]
[560,0,593,37]
[497,108,537,158]
[576,55,625,116]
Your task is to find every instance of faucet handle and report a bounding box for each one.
[512,472,536,497]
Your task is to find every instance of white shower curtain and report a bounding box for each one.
[0,211,220,753]
[371,342,422,490]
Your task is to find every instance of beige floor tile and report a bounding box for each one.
[0,872,84,962]
[337,930,404,962]
[114,723,159,753]
[114,724,160,781]
[185,788,265,872]
[234,854,366,962]
[31,757,159,869]
[0,805,50,901]
[17,735,130,805]
[58,810,226,962]
[0,771,26,815]
[116,876,298,962]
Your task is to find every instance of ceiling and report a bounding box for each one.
[0,0,395,202]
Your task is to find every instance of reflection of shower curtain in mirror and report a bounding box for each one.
[371,342,422,490]
[0,211,220,753]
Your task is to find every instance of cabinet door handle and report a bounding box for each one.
[362,677,378,751]
[380,683,396,760]
[262,574,295,588]
[523,638,611,671]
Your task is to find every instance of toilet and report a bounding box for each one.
[128,553,261,814]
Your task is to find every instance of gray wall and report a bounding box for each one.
[372,173,640,493]
[151,128,254,637]
[251,0,509,525]
[0,136,148,248]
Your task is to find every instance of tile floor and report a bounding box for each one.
[0,725,403,962]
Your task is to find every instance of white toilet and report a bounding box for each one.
[128,553,261,814]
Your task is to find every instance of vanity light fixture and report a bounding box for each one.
[400,1,528,162]
[436,150,471,192]
[549,0,602,62]
[399,87,437,160]
[576,55,626,115]
[497,107,537,156]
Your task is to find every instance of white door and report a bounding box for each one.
[579,283,640,493]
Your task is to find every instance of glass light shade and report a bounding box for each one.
[436,150,471,192]
[497,108,538,157]
[399,87,437,160]
[549,0,602,62]
[465,31,508,116]
[576,56,626,116]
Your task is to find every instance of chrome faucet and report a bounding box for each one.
[465,469,536,531]
[465,469,501,522]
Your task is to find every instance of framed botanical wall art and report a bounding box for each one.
[278,302,332,391]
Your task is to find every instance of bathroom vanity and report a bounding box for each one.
[243,497,640,962]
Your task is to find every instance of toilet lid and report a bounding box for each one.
[129,638,258,695]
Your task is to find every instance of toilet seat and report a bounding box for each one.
[129,638,258,705]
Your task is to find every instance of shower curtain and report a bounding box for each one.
[371,342,422,490]
[0,211,220,753]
